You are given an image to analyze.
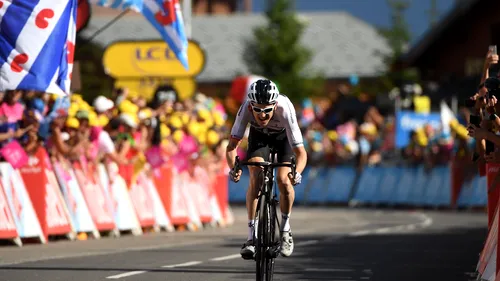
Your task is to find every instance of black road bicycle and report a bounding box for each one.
[233,150,297,281]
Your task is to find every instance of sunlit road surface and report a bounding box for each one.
[0,207,487,281]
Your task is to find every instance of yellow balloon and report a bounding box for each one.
[187,122,199,136]
[97,115,109,127]
[119,99,139,114]
[88,111,99,126]
[172,130,184,144]
[327,130,338,141]
[66,117,79,129]
[160,123,171,138]
[206,130,220,146]
[213,112,225,127]
[169,116,183,129]
[180,112,190,125]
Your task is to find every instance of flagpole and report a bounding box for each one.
[182,0,192,38]
[80,9,129,47]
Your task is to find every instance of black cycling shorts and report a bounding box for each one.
[246,126,294,163]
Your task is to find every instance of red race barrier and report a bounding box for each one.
[182,168,212,224]
[478,205,498,277]
[129,172,156,228]
[72,160,116,232]
[487,164,500,229]
[152,162,190,226]
[19,147,73,241]
[213,173,229,224]
[0,178,19,241]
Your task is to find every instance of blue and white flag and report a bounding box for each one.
[92,0,189,70]
[91,0,144,12]
[0,0,77,96]
[94,0,189,70]
[142,0,189,70]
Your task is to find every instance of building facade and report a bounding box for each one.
[399,0,499,100]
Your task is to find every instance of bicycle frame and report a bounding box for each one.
[234,152,296,281]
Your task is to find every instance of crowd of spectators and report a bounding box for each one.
[291,81,474,170]
[2,68,485,176]
[0,85,230,179]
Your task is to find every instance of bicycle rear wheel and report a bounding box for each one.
[256,193,268,281]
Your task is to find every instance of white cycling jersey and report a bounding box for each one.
[230,94,304,148]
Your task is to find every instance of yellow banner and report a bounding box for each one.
[103,40,206,78]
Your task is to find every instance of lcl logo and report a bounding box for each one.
[135,47,176,61]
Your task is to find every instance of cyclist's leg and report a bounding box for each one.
[274,132,295,257]
[274,131,295,222]
[240,128,270,258]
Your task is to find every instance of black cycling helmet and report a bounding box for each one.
[247,79,279,105]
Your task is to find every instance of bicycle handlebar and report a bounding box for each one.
[233,156,297,178]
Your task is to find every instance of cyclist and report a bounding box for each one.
[226,79,307,259]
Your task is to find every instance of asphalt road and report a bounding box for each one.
[0,207,488,281]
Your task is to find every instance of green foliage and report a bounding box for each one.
[74,34,115,103]
[376,0,420,92]
[243,0,325,103]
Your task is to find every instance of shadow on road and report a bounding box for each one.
[0,226,488,281]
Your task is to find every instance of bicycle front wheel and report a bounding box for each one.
[265,196,278,281]
[256,193,267,281]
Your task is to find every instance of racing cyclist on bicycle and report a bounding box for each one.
[226,79,307,259]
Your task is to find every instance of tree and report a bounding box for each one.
[377,0,419,92]
[243,0,324,103]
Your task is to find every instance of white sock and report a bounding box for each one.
[281,213,291,232]
[247,220,254,241]
[254,219,258,240]
[247,219,259,241]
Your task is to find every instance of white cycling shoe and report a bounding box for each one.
[240,240,255,260]
[280,231,294,257]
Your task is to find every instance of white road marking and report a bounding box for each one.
[162,261,203,268]
[305,268,354,272]
[0,239,212,266]
[106,271,147,279]
[348,212,433,237]
[295,240,319,246]
[209,254,241,261]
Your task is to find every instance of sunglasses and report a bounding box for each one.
[252,106,274,114]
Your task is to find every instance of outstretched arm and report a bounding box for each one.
[226,137,242,169]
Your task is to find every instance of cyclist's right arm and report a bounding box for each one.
[226,101,250,169]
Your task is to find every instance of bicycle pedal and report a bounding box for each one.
[266,246,280,259]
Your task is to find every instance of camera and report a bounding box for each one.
[485,77,500,97]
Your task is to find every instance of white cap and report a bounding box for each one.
[119,113,137,128]
[93,96,114,113]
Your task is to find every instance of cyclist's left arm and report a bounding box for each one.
[280,98,307,174]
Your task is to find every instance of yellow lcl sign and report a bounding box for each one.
[103,40,206,78]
